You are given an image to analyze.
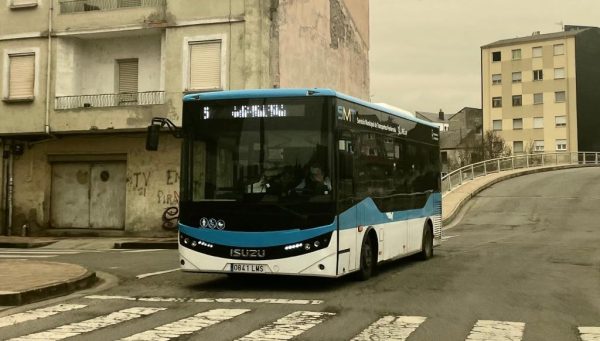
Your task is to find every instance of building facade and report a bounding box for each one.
[440,107,483,173]
[481,26,600,156]
[0,0,370,236]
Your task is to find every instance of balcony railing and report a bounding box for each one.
[55,91,165,110]
[59,0,165,14]
[442,151,600,195]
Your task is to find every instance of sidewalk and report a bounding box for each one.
[0,236,177,306]
[0,164,593,306]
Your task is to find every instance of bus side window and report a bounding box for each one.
[338,138,355,211]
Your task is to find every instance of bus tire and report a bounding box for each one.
[418,224,434,260]
[357,232,377,281]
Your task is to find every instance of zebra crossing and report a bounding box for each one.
[0,300,597,341]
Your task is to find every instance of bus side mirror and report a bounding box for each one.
[146,125,161,151]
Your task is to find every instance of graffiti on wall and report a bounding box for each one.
[162,206,179,230]
[127,171,151,197]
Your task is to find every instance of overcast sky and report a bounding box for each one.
[369,0,600,114]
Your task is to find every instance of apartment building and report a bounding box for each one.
[481,26,600,155]
[0,0,370,236]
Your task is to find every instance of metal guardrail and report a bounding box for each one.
[442,152,600,195]
[55,91,165,109]
[59,0,165,14]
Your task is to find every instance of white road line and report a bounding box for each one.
[466,320,525,341]
[7,307,165,341]
[136,268,180,279]
[0,255,56,258]
[0,250,81,254]
[85,295,323,305]
[579,326,600,341]
[235,311,335,340]
[123,249,164,253]
[441,235,459,240]
[0,304,87,329]
[351,315,427,341]
[120,308,250,341]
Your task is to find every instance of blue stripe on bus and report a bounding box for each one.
[178,192,440,247]
[179,222,337,248]
[338,192,441,229]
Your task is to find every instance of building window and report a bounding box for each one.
[533,69,543,81]
[492,74,502,85]
[441,151,448,163]
[492,97,502,108]
[512,72,522,83]
[493,120,502,131]
[554,44,565,55]
[532,46,543,58]
[513,118,523,130]
[513,141,524,154]
[555,115,567,127]
[533,117,544,129]
[554,68,565,79]
[117,0,142,8]
[534,140,545,152]
[187,39,223,91]
[533,93,543,104]
[556,139,567,151]
[512,95,522,107]
[555,91,566,102]
[117,59,139,105]
[512,49,522,60]
[4,53,35,101]
[492,51,501,62]
[9,0,38,8]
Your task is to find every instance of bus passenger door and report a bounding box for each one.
[337,135,358,275]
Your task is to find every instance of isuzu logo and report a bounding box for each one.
[230,248,266,258]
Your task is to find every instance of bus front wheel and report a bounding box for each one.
[357,233,377,280]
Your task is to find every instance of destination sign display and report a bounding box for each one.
[202,104,305,119]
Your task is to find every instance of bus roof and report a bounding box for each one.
[183,88,438,129]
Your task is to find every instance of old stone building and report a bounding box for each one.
[0,0,370,236]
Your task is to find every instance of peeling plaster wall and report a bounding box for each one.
[275,0,369,99]
[11,135,181,235]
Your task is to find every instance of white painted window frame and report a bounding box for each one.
[492,119,502,131]
[532,46,543,58]
[2,47,40,101]
[182,34,228,92]
[533,117,544,129]
[553,44,565,56]
[534,140,544,152]
[7,0,38,9]
[555,139,567,151]
[554,67,565,79]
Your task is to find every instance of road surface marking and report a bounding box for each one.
[85,295,323,305]
[0,304,87,328]
[136,268,180,279]
[0,255,55,258]
[466,320,525,341]
[119,308,250,340]
[579,326,600,341]
[7,307,165,341]
[123,249,164,253]
[0,250,81,254]
[442,235,459,241]
[235,311,335,340]
[351,315,427,341]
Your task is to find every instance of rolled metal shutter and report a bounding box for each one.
[11,0,38,6]
[189,41,221,90]
[8,54,35,99]
[118,59,138,104]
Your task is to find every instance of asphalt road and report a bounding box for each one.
[1,168,599,340]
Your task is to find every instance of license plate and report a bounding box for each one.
[230,263,267,273]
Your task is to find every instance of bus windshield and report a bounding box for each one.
[180,97,335,231]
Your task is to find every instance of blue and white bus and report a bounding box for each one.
[148,88,442,279]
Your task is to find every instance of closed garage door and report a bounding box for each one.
[51,162,126,229]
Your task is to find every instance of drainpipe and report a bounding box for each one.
[1,141,7,235]
[6,142,14,236]
[44,1,53,135]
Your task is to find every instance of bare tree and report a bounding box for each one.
[482,130,512,159]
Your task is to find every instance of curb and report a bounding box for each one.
[113,241,178,249]
[0,270,97,306]
[0,241,56,248]
[441,164,594,227]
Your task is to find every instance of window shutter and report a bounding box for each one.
[118,59,138,104]
[117,0,141,8]
[189,41,221,90]
[8,54,35,99]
